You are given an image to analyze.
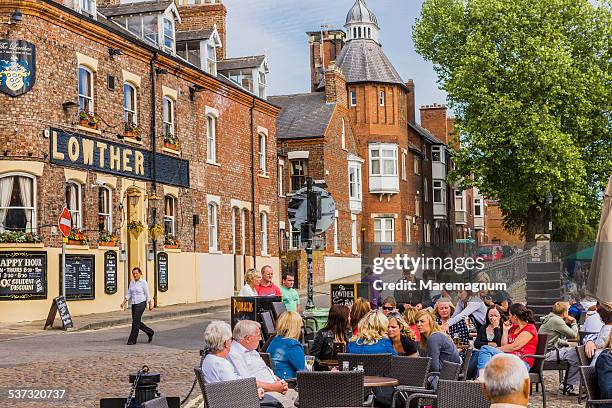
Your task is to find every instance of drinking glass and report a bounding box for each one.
[305,355,315,371]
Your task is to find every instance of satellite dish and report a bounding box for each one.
[288,185,336,236]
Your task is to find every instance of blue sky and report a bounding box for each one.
[223,0,447,120]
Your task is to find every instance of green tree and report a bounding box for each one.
[413,0,611,242]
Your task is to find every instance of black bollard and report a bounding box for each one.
[128,371,161,404]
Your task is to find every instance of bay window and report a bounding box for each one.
[348,164,362,201]
[369,145,397,176]
[433,180,445,204]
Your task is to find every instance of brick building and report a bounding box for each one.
[0,0,280,323]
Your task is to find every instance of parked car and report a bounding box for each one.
[502,245,515,258]
[476,244,504,262]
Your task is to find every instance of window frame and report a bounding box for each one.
[474,198,483,217]
[350,90,357,107]
[433,180,445,204]
[278,160,285,197]
[258,133,266,174]
[290,159,307,192]
[163,195,177,237]
[206,114,217,164]
[432,145,445,163]
[260,211,268,256]
[348,164,362,201]
[162,17,175,53]
[98,186,112,233]
[369,144,398,177]
[208,202,218,252]
[0,173,37,233]
[65,181,82,230]
[162,96,175,137]
[379,90,385,106]
[341,118,346,149]
[351,218,357,254]
[401,152,407,180]
[333,215,339,253]
[123,82,138,126]
[405,218,411,243]
[78,65,94,114]
[374,217,394,243]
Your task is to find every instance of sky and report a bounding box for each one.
[222,0,448,119]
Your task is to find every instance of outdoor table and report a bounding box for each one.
[319,359,339,367]
[363,376,399,387]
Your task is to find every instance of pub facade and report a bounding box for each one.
[0,0,281,323]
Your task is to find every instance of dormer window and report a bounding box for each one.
[206,42,216,75]
[163,18,175,53]
[258,71,266,98]
[177,41,201,67]
[80,0,96,17]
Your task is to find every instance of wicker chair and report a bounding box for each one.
[579,365,612,408]
[524,333,548,408]
[405,380,491,408]
[542,347,569,394]
[141,397,170,408]
[390,360,461,408]
[271,302,287,321]
[576,344,593,403]
[579,331,598,344]
[296,371,366,408]
[389,356,431,408]
[260,352,275,371]
[457,348,473,380]
[194,369,260,408]
[261,311,277,340]
[337,353,391,376]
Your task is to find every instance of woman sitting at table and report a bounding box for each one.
[387,312,418,356]
[350,297,371,336]
[238,268,262,296]
[474,306,504,349]
[266,311,305,380]
[415,309,461,385]
[311,304,351,370]
[476,303,538,379]
[403,307,420,341]
[434,298,470,346]
[347,310,397,355]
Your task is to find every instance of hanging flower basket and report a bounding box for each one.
[124,122,142,139]
[127,220,144,237]
[99,230,119,246]
[67,228,87,245]
[149,224,164,242]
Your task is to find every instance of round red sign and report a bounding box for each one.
[58,207,71,238]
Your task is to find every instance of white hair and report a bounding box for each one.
[233,319,261,341]
[483,353,529,398]
[203,321,232,353]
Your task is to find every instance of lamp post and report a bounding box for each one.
[148,193,160,307]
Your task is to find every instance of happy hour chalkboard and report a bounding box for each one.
[60,254,95,300]
[104,251,117,295]
[0,251,47,300]
[157,252,168,292]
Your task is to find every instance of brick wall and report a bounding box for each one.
[177,3,227,60]
[420,104,449,144]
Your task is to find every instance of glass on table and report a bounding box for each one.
[305,355,315,371]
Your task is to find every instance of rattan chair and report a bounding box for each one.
[542,347,569,394]
[457,348,472,380]
[337,353,391,376]
[579,331,598,344]
[271,302,287,321]
[576,344,593,403]
[141,397,170,408]
[390,360,460,408]
[261,311,277,340]
[194,369,260,408]
[579,365,612,408]
[389,356,431,408]
[524,333,548,408]
[296,371,366,408]
[260,352,275,371]
[405,379,490,408]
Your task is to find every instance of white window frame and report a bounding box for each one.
[260,211,268,256]
[414,156,420,175]
[208,202,218,252]
[341,118,346,149]
[426,222,431,244]
[278,160,285,197]
[350,90,356,106]
[289,222,301,250]
[98,186,112,233]
[206,114,217,164]
[333,215,339,254]
[401,152,407,180]
[351,218,357,254]
[405,218,411,243]
[432,145,445,163]
[240,208,247,254]
[455,190,465,211]
[162,96,174,137]
[206,41,217,75]
[474,198,483,217]
[290,159,307,192]
[123,82,137,126]
[374,217,394,243]
[415,197,421,217]
[164,195,176,236]
[424,179,429,202]
[379,90,385,106]
[78,65,94,114]
[348,164,362,201]
[258,133,266,174]
[80,0,96,16]
[433,180,445,204]
[66,181,82,229]
[162,17,175,54]
[0,173,37,233]
[369,144,398,177]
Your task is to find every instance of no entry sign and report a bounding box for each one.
[58,207,71,237]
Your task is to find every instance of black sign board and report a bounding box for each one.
[0,39,36,97]
[49,128,190,188]
[60,254,95,300]
[0,251,47,300]
[230,296,282,330]
[44,295,74,330]
[330,282,370,307]
[157,252,168,292]
[104,251,117,295]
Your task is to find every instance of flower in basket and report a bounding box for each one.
[68,228,87,243]
[0,231,42,243]
[149,223,164,242]
[124,122,141,136]
[164,235,180,247]
[24,232,43,243]
[79,110,99,127]
[99,230,118,244]
[127,220,145,236]
[163,132,180,149]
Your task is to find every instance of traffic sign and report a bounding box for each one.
[288,185,336,236]
[456,238,475,244]
[58,207,71,237]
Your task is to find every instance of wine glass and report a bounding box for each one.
[305,355,315,371]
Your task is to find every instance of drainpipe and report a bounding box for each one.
[420,139,426,255]
[250,97,257,268]
[150,52,158,192]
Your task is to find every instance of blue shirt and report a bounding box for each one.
[266,336,305,380]
[347,338,397,355]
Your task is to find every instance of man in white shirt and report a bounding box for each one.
[482,353,530,408]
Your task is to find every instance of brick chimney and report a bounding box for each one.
[420,103,450,144]
[406,79,415,124]
[307,29,345,92]
[94,0,119,6]
[177,2,227,60]
[324,62,347,106]
[446,117,459,150]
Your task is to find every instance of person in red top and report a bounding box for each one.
[476,303,538,379]
[255,265,281,296]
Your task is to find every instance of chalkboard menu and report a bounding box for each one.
[104,251,117,295]
[157,252,168,292]
[0,251,47,300]
[330,282,370,307]
[60,254,95,300]
[44,295,74,330]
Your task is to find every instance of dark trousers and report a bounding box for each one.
[128,301,154,343]
[260,394,283,408]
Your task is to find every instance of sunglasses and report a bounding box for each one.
[382,306,395,311]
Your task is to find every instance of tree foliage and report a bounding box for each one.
[413,0,611,241]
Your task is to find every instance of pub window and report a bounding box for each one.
[290,159,307,191]
[162,96,174,137]
[123,82,137,126]
[206,114,217,163]
[258,133,266,173]
[208,202,218,251]
[0,174,36,232]
[260,211,268,256]
[78,65,94,114]
[98,186,112,233]
[65,181,82,229]
[164,195,176,236]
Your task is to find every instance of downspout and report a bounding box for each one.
[250,97,257,268]
[420,139,426,255]
[150,52,158,192]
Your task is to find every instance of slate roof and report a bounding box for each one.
[268,93,335,140]
[98,0,173,17]
[217,55,266,72]
[346,0,379,28]
[176,29,214,42]
[335,39,404,86]
[409,122,445,145]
